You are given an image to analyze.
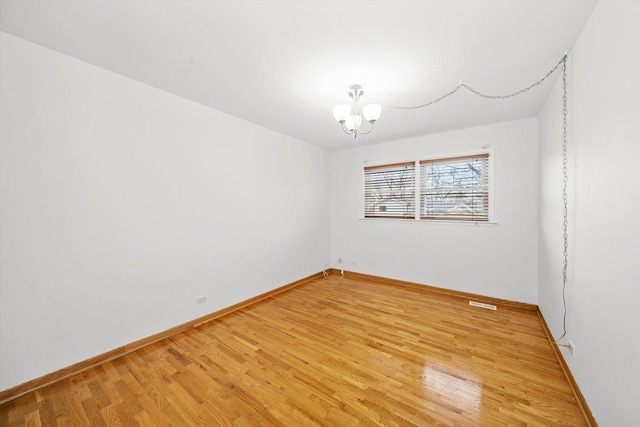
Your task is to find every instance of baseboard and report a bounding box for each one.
[331,269,595,425]
[2,269,596,427]
[329,269,537,311]
[0,271,323,406]
[536,308,598,427]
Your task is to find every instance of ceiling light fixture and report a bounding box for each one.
[333,85,381,139]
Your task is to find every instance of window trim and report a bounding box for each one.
[363,161,416,219]
[361,150,494,224]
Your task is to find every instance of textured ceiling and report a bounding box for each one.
[0,0,597,150]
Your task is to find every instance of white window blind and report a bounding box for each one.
[364,162,415,218]
[420,154,489,221]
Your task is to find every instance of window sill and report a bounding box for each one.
[359,218,498,226]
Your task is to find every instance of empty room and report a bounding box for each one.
[0,0,638,426]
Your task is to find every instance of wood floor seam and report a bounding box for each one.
[1,272,592,426]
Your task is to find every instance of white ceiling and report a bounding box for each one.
[0,0,597,150]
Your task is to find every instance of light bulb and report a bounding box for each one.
[363,104,382,122]
[332,104,351,122]
[345,115,362,131]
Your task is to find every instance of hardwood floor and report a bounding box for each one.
[0,273,589,426]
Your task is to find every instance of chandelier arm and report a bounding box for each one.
[356,120,375,135]
[339,122,356,135]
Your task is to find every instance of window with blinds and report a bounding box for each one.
[420,154,489,221]
[364,162,415,218]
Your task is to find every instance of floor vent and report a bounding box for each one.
[469,301,497,310]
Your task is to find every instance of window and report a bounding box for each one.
[420,154,489,221]
[363,153,491,222]
[364,162,415,218]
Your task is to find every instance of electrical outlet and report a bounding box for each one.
[338,257,343,264]
[195,295,207,305]
[569,340,575,358]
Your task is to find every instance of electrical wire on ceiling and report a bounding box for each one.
[557,55,570,348]
[369,54,572,349]
[368,54,567,109]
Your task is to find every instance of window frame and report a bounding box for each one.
[420,153,491,222]
[362,150,494,224]
[363,161,416,219]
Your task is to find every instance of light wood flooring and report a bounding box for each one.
[1,274,588,426]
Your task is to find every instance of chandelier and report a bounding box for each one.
[332,85,382,138]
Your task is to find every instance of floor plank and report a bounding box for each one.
[0,274,588,425]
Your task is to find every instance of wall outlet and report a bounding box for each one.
[195,295,208,305]
[338,257,343,264]
[569,340,575,358]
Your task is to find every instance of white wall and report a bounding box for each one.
[538,2,640,425]
[0,32,331,391]
[331,119,539,304]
